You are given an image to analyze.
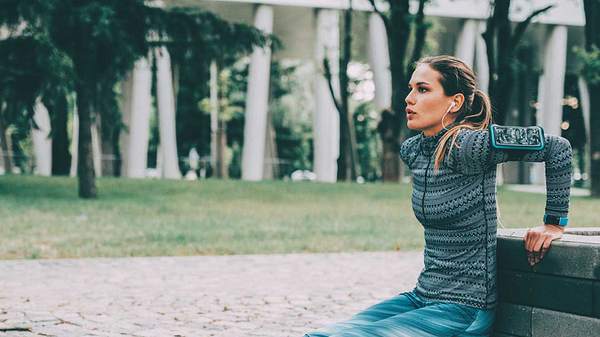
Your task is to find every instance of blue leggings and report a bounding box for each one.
[304,291,495,337]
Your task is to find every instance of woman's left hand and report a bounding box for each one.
[524,224,564,266]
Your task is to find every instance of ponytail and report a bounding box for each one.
[433,89,493,170]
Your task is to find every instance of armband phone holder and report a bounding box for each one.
[489,124,545,151]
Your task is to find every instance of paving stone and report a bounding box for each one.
[0,252,421,336]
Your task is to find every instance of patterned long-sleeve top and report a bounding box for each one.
[399,127,572,309]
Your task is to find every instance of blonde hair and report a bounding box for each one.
[416,56,493,170]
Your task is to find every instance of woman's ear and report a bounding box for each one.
[451,94,465,113]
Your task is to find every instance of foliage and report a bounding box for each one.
[367,0,430,182]
[353,102,381,181]
[200,59,313,179]
[0,0,271,197]
[482,0,552,125]
[575,46,600,85]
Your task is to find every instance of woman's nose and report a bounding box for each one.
[405,90,415,105]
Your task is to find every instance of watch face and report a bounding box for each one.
[492,125,543,148]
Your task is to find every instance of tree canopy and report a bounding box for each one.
[0,0,272,198]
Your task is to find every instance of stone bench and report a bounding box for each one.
[494,228,600,337]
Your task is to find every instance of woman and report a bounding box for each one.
[304,55,572,337]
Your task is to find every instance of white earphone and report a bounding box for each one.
[442,102,456,131]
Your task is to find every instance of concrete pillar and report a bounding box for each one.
[210,61,219,172]
[474,20,489,93]
[241,5,274,181]
[91,119,102,177]
[313,9,340,183]
[533,25,568,184]
[578,77,591,180]
[120,58,152,178]
[455,19,478,68]
[69,109,102,177]
[155,46,181,179]
[32,100,52,176]
[70,111,78,177]
[578,77,591,143]
[368,13,391,111]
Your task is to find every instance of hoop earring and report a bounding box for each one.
[441,109,451,131]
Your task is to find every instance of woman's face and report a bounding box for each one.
[405,64,460,136]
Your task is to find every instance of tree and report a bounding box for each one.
[323,1,360,181]
[0,31,70,174]
[581,0,600,196]
[1,0,270,198]
[367,0,429,182]
[483,0,553,125]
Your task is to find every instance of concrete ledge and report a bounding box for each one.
[532,307,600,337]
[494,303,600,337]
[497,228,600,280]
[497,270,594,316]
[495,228,600,336]
[494,303,531,336]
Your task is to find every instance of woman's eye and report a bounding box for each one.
[418,87,427,93]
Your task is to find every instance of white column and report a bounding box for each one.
[121,58,152,178]
[578,77,591,179]
[91,120,102,177]
[474,20,489,93]
[455,19,478,68]
[69,108,102,177]
[210,61,219,170]
[69,111,78,177]
[32,99,52,176]
[314,9,340,183]
[578,77,591,142]
[241,5,274,181]
[533,25,568,184]
[155,46,181,179]
[368,13,391,111]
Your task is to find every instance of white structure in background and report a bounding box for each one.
[69,111,102,178]
[367,13,391,111]
[241,5,274,181]
[120,58,153,178]
[32,100,52,176]
[155,46,182,179]
[185,147,200,180]
[532,25,569,184]
[313,9,340,183]
[111,0,586,183]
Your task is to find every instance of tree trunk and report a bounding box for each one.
[332,2,359,182]
[0,117,13,174]
[590,82,600,197]
[47,94,71,176]
[381,3,410,182]
[76,83,97,198]
[216,121,228,179]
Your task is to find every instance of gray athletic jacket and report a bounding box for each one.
[400,127,572,309]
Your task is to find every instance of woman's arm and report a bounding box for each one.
[448,128,573,265]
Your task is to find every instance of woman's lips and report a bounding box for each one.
[406,108,416,120]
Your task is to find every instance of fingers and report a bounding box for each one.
[540,237,553,260]
[524,229,538,252]
[524,228,556,266]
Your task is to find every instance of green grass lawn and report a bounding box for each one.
[0,175,597,259]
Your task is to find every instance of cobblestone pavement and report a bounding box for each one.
[0,251,423,337]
